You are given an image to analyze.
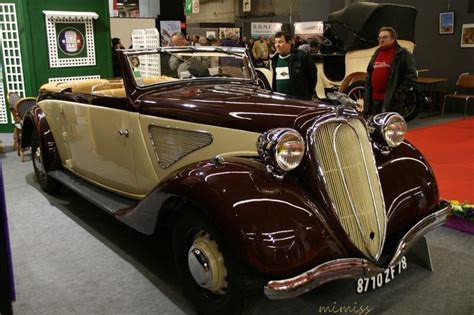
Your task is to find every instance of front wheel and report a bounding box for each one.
[173,208,262,314]
[31,132,61,193]
[256,70,271,90]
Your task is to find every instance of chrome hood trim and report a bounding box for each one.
[264,202,449,300]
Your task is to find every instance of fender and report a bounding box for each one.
[338,71,367,93]
[21,106,62,172]
[118,157,350,276]
[374,140,440,238]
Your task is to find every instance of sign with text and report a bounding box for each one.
[185,0,192,15]
[251,22,282,38]
[294,21,324,37]
[243,0,251,12]
[192,0,199,13]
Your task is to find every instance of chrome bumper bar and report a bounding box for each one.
[264,202,449,299]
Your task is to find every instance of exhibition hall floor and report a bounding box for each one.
[1,114,473,315]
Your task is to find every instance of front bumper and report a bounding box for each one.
[264,201,449,299]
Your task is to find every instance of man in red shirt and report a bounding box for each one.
[364,27,417,114]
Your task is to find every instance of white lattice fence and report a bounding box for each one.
[0,3,25,124]
[132,28,161,77]
[49,75,100,83]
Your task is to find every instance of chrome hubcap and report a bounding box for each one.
[34,146,45,176]
[187,230,227,294]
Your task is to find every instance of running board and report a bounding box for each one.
[48,170,137,215]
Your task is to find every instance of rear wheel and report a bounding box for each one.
[399,89,421,122]
[344,81,421,121]
[31,132,61,193]
[173,208,262,314]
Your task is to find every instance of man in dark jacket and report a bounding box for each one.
[271,31,317,100]
[364,26,417,114]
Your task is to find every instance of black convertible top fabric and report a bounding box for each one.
[327,2,417,51]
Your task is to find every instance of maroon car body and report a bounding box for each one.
[21,46,449,314]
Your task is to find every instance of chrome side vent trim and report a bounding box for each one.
[149,125,213,169]
[312,118,386,260]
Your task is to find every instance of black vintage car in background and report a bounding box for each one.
[21,46,448,314]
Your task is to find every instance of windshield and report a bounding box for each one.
[124,47,254,87]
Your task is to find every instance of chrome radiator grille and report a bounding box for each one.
[312,118,386,260]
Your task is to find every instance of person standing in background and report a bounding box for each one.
[364,26,417,114]
[271,31,317,100]
[252,35,269,67]
[111,37,124,77]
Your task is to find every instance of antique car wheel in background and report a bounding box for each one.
[399,88,422,122]
[31,132,61,194]
[256,71,271,90]
[173,208,262,314]
[345,81,366,112]
[345,81,420,122]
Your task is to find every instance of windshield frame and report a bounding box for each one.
[121,46,257,90]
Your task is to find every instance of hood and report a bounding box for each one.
[138,81,334,133]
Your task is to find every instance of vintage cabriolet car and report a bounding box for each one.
[22,46,448,314]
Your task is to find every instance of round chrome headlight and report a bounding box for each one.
[383,114,407,147]
[257,128,305,172]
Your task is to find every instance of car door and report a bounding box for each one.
[59,102,139,196]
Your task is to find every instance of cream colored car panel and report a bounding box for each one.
[39,100,140,196]
[39,99,260,200]
[38,100,72,163]
[138,115,261,184]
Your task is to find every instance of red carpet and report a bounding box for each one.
[406,118,474,202]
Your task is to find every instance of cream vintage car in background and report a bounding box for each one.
[21,46,448,314]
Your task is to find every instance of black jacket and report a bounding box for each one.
[271,49,317,100]
[364,43,417,113]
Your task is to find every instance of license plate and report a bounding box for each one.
[356,256,407,293]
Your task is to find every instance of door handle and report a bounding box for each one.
[118,129,129,137]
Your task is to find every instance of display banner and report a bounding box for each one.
[251,22,282,38]
[243,0,251,12]
[160,21,181,47]
[0,164,15,314]
[294,21,324,38]
[185,0,192,15]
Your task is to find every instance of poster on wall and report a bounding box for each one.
[43,11,98,68]
[439,12,454,34]
[294,21,324,40]
[206,31,216,39]
[218,27,240,39]
[460,23,474,47]
[250,22,281,39]
[160,21,181,47]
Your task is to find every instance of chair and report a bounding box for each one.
[441,73,474,118]
[8,92,21,153]
[10,95,37,161]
